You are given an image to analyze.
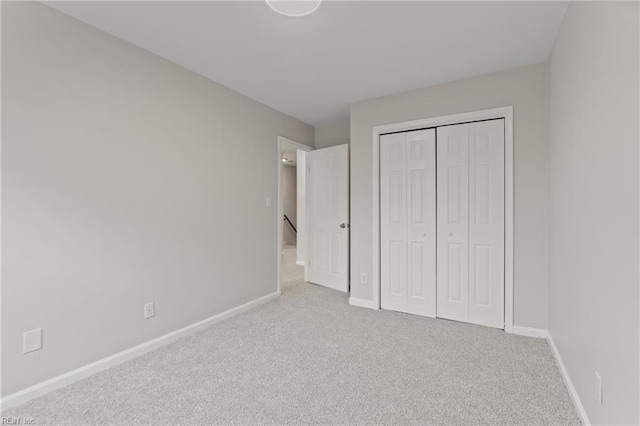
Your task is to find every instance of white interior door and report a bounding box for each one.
[468,120,504,328]
[308,144,349,292]
[380,133,408,311]
[436,120,505,328]
[380,129,436,317]
[436,124,470,323]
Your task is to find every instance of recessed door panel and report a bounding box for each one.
[473,244,492,306]
[409,242,425,297]
[447,242,464,302]
[389,240,406,296]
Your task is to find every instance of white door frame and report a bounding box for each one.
[277,136,312,295]
[371,106,515,333]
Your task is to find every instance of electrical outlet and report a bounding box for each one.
[23,328,43,354]
[360,273,367,284]
[595,372,603,405]
[144,302,155,319]
[266,196,272,207]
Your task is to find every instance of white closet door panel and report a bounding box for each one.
[380,133,408,311]
[436,124,469,323]
[468,120,505,328]
[406,130,436,317]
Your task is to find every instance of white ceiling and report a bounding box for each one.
[46,1,568,126]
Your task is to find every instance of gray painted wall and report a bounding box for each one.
[314,115,350,148]
[350,63,550,329]
[548,2,639,423]
[282,165,297,246]
[1,2,313,396]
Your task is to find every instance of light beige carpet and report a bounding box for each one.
[280,244,303,292]
[2,245,579,425]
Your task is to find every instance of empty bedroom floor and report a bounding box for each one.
[2,247,579,424]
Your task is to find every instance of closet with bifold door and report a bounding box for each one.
[380,119,505,329]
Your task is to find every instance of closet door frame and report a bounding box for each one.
[363,106,514,333]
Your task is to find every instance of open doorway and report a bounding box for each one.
[277,137,311,295]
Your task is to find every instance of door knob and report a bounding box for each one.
[340,223,348,229]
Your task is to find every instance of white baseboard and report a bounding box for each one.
[546,333,591,425]
[508,326,590,424]
[512,325,549,338]
[348,297,378,310]
[0,291,280,410]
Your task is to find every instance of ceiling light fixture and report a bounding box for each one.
[266,0,322,17]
